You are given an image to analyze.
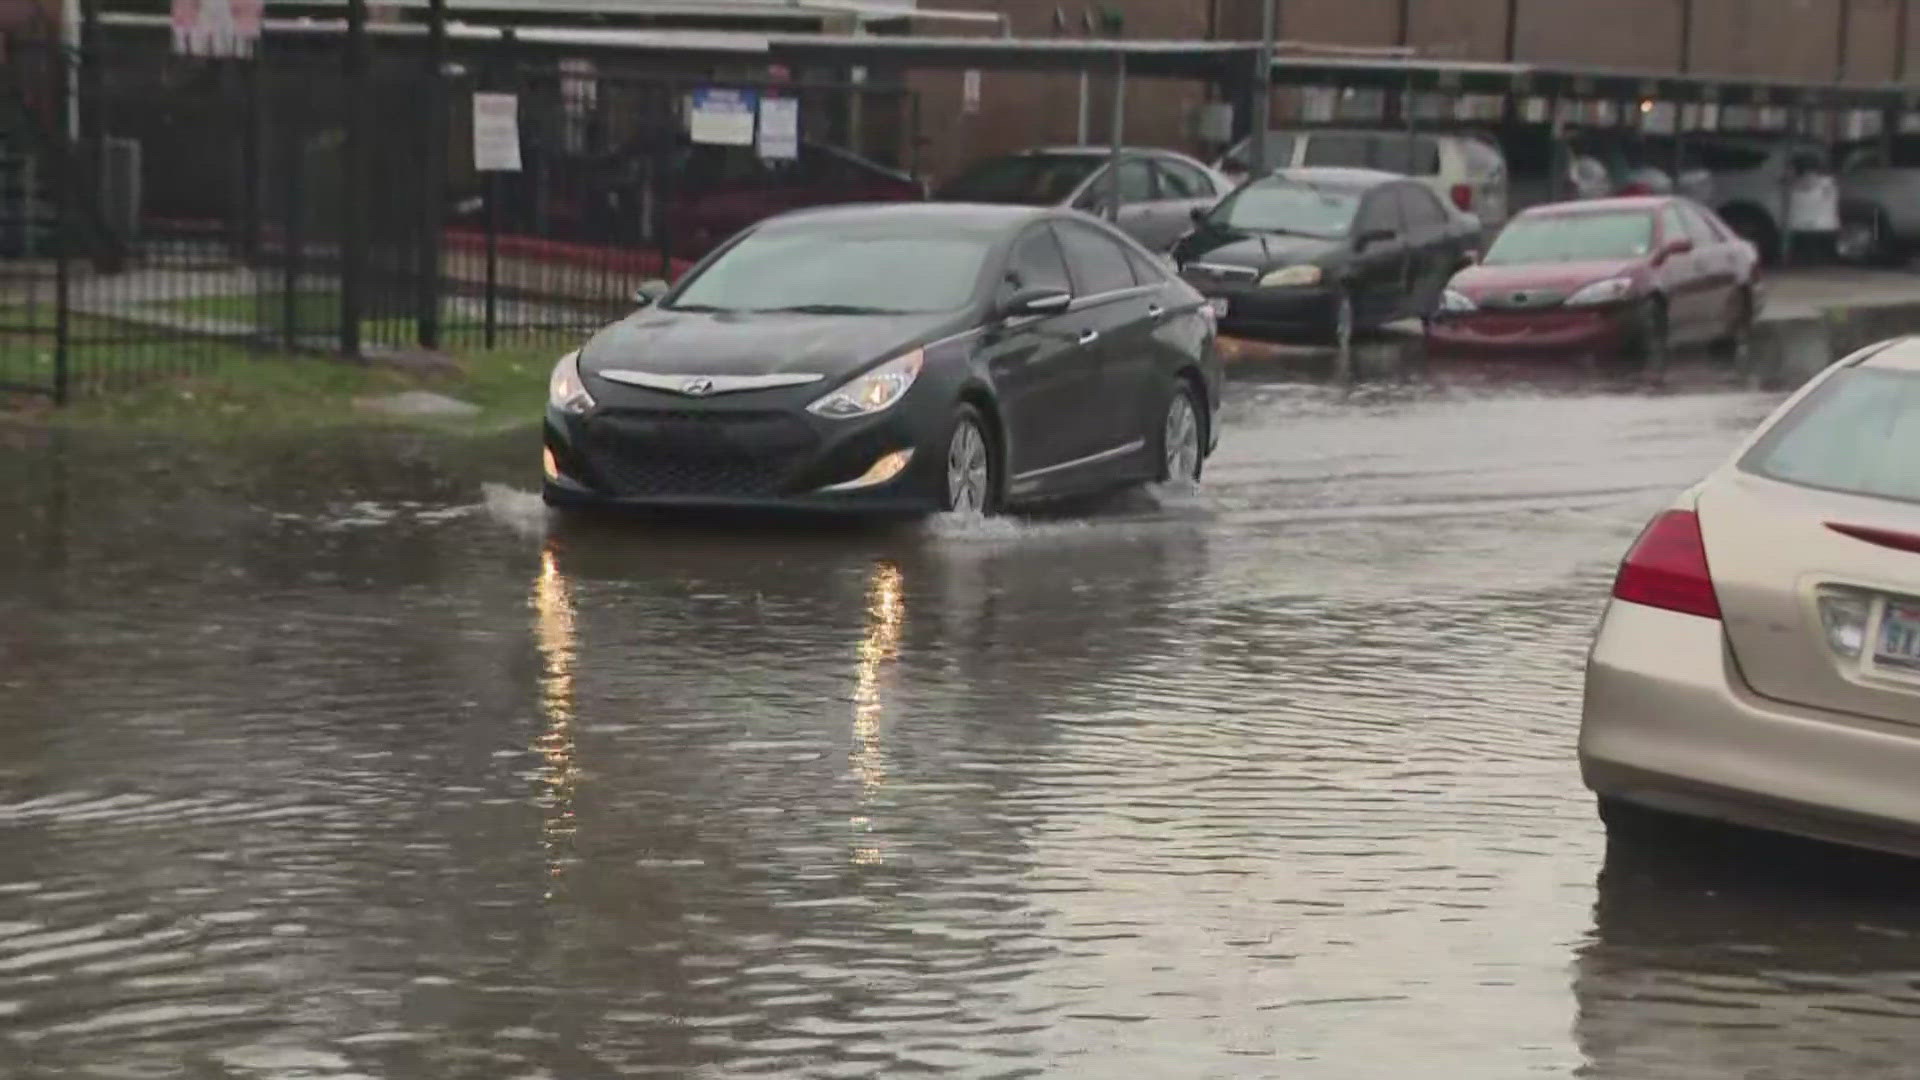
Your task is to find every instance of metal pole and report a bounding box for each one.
[420,0,447,349]
[1077,70,1089,143]
[1900,0,1912,80]
[340,0,367,358]
[1249,0,1276,174]
[1108,50,1124,222]
[1504,0,1520,62]
[53,53,71,405]
[485,172,498,347]
[1838,0,1853,83]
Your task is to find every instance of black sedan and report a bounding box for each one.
[1171,167,1480,346]
[542,203,1224,516]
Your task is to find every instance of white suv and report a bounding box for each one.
[1214,128,1510,230]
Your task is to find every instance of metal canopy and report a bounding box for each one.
[90,14,1920,110]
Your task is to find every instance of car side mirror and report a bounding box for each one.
[1001,286,1073,319]
[1190,205,1210,225]
[632,278,670,306]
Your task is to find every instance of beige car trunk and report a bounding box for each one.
[1700,472,1920,725]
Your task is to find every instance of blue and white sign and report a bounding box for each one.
[690,87,758,147]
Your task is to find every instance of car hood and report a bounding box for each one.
[578,308,959,381]
[1450,258,1644,297]
[1177,230,1341,270]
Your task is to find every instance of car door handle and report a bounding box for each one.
[1146,304,1165,320]
[1077,329,1100,345]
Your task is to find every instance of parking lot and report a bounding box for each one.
[15,375,1919,1077]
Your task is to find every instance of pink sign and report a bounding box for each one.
[171,0,262,58]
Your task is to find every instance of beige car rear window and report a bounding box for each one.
[1742,368,1920,503]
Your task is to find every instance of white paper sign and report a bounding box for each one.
[758,96,799,160]
[472,93,522,172]
[690,87,757,147]
[962,70,981,115]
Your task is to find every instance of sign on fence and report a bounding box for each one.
[170,0,262,58]
[690,87,757,146]
[472,93,523,172]
[757,96,799,160]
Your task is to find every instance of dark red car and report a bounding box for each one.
[1426,195,1762,366]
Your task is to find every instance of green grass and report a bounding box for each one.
[2,305,579,433]
[147,290,487,343]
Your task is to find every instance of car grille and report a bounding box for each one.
[583,410,816,497]
[1477,288,1570,311]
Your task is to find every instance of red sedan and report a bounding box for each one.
[1426,195,1762,367]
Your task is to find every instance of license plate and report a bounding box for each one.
[1874,603,1920,670]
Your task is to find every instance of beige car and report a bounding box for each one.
[1581,336,1920,855]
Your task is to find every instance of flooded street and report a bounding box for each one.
[8,378,1918,1078]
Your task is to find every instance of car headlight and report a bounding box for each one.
[1439,289,1477,313]
[807,350,924,419]
[1259,264,1323,288]
[548,350,594,414]
[1565,276,1637,306]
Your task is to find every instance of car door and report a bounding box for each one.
[1653,202,1712,341]
[1393,183,1457,319]
[982,225,1103,480]
[1345,188,1411,327]
[1152,157,1223,250]
[1073,157,1159,247]
[1049,219,1157,474]
[1677,199,1738,329]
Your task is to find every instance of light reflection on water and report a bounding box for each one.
[850,561,903,868]
[532,543,579,897]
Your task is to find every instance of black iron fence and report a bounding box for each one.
[0,22,919,402]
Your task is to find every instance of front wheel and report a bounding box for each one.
[1156,381,1204,484]
[941,405,997,516]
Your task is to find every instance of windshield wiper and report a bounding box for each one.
[758,303,906,315]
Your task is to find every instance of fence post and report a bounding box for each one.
[419,0,447,350]
[339,0,368,358]
[53,50,72,405]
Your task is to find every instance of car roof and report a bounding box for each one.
[1021,146,1204,162]
[764,202,1049,231]
[1263,166,1401,188]
[1521,196,1670,217]
[1855,337,1920,373]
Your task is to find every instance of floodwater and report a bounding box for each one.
[4,375,1916,1078]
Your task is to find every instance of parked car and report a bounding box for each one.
[1668,136,1839,264]
[542,203,1223,516]
[1833,135,1920,265]
[1214,127,1510,229]
[1170,167,1480,347]
[1428,195,1761,367]
[1581,335,1920,857]
[933,147,1231,252]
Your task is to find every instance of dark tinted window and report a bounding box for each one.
[1004,227,1072,297]
[1053,222,1136,295]
[1302,133,1374,168]
[1659,205,1689,245]
[1124,244,1168,285]
[1687,141,1770,172]
[1354,191,1401,237]
[1395,184,1447,235]
[1677,202,1720,244]
[1374,135,1442,176]
[1223,133,1298,170]
[937,154,1102,205]
[1742,367,1920,503]
[1110,159,1156,204]
[1158,159,1214,199]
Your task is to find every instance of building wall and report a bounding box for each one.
[900,0,1911,183]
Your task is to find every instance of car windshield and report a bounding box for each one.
[1206,178,1362,238]
[668,226,991,314]
[1483,211,1655,264]
[1741,367,1920,503]
[936,155,1102,206]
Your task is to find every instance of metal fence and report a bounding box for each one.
[0,22,919,402]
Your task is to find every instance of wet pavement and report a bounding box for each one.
[5,375,1918,1078]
